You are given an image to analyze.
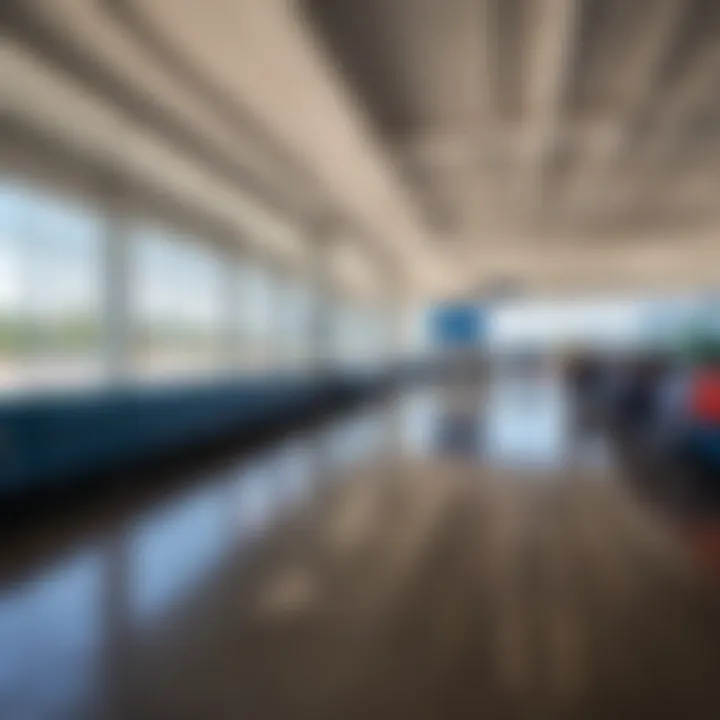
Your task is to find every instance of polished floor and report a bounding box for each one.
[2,378,720,719]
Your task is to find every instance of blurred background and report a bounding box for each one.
[3,1,720,718]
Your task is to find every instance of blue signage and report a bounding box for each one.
[431,304,484,347]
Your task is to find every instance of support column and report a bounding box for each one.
[376,253,407,462]
[102,180,131,384]
[373,249,406,382]
[220,244,242,373]
[308,216,339,378]
[305,216,340,496]
[266,259,287,373]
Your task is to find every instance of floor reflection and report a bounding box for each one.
[130,487,228,621]
[0,376,714,719]
[483,371,570,469]
[410,371,606,472]
[0,550,103,718]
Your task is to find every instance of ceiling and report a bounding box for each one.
[303,0,720,293]
[4,0,720,298]
[2,0,453,299]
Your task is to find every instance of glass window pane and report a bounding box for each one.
[131,229,223,380]
[274,275,311,371]
[0,179,103,394]
[291,282,313,368]
[237,260,274,372]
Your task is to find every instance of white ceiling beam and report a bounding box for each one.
[116,0,460,296]
[471,237,720,294]
[396,115,617,170]
[606,43,720,214]
[520,0,582,214]
[0,38,307,263]
[566,0,689,209]
[394,131,479,169]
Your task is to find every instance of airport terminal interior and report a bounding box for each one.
[3,1,720,718]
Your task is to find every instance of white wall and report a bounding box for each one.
[488,297,648,351]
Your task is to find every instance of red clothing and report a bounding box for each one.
[690,369,720,423]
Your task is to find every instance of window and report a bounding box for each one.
[333,302,387,369]
[291,283,314,368]
[132,229,223,379]
[0,173,321,390]
[357,305,385,365]
[331,299,361,368]
[275,274,312,370]
[237,260,274,371]
[0,179,103,393]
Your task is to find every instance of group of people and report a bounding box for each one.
[567,349,720,481]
